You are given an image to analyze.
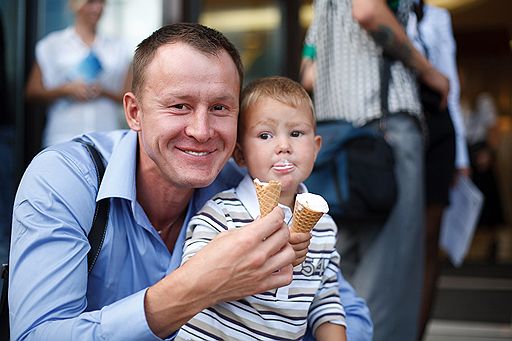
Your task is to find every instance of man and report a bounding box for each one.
[301,0,449,340]
[10,23,371,340]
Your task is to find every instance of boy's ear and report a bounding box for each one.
[313,135,322,161]
[233,143,246,167]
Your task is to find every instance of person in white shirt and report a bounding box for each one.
[25,0,132,147]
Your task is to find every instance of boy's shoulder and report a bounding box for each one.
[198,187,243,214]
[211,187,238,200]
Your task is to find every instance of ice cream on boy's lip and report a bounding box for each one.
[273,159,294,172]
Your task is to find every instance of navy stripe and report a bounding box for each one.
[227,301,308,323]
[182,322,224,340]
[196,212,229,231]
[231,218,254,224]
[207,306,304,341]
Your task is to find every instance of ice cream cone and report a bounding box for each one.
[290,193,329,233]
[253,178,282,217]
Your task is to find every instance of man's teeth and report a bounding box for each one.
[185,150,209,156]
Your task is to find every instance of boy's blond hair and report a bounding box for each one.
[239,76,315,139]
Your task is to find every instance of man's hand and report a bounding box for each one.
[145,206,296,338]
[290,231,312,266]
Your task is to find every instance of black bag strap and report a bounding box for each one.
[0,264,8,337]
[76,139,110,273]
[380,56,393,117]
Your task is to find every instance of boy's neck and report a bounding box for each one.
[279,192,297,211]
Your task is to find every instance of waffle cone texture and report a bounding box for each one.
[254,179,282,217]
[290,200,324,233]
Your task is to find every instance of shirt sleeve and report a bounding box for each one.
[9,148,160,341]
[307,249,346,335]
[303,0,322,58]
[433,7,469,169]
[303,267,373,341]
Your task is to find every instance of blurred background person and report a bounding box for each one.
[407,0,470,339]
[300,0,449,340]
[461,83,504,262]
[25,0,132,148]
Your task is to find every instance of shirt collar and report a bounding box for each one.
[235,174,308,224]
[97,130,137,202]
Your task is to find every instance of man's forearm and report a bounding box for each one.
[353,0,431,77]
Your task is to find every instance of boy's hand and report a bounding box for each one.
[289,231,312,266]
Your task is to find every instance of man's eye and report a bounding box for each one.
[212,104,226,111]
[291,131,303,137]
[259,133,272,140]
[172,104,186,110]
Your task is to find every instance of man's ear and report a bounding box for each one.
[124,92,142,131]
[232,143,246,167]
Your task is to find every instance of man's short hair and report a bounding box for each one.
[132,23,244,98]
[239,76,316,138]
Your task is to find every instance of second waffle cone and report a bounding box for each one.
[290,200,324,233]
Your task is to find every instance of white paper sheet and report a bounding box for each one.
[440,176,484,267]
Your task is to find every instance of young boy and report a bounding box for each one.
[176,76,347,341]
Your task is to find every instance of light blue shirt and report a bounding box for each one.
[9,129,372,341]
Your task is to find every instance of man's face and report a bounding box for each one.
[127,42,240,189]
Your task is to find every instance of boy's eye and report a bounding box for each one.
[291,131,303,137]
[259,133,272,140]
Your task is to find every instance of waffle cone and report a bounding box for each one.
[290,200,324,233]
[254,179,282,217]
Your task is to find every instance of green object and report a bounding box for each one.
[302,44,317,60]
[387,0,399,12]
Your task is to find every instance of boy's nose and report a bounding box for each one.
[276,137,291,154]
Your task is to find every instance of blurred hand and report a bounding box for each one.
[420,66,450,109]
[452,167,471,187]
[64,80,101,101]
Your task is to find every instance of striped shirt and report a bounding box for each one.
[176,175,346,340]
[304,0,422,126]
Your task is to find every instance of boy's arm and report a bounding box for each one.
[308,248,347,335]
[303,261,373,341]
[315,323,347,341]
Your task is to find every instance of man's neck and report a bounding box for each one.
[136,167,194,252]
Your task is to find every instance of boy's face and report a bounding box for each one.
[235,97,321,199]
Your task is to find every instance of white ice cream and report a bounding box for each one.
[296,193,329,213]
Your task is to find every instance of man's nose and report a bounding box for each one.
[184,109,213,142]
